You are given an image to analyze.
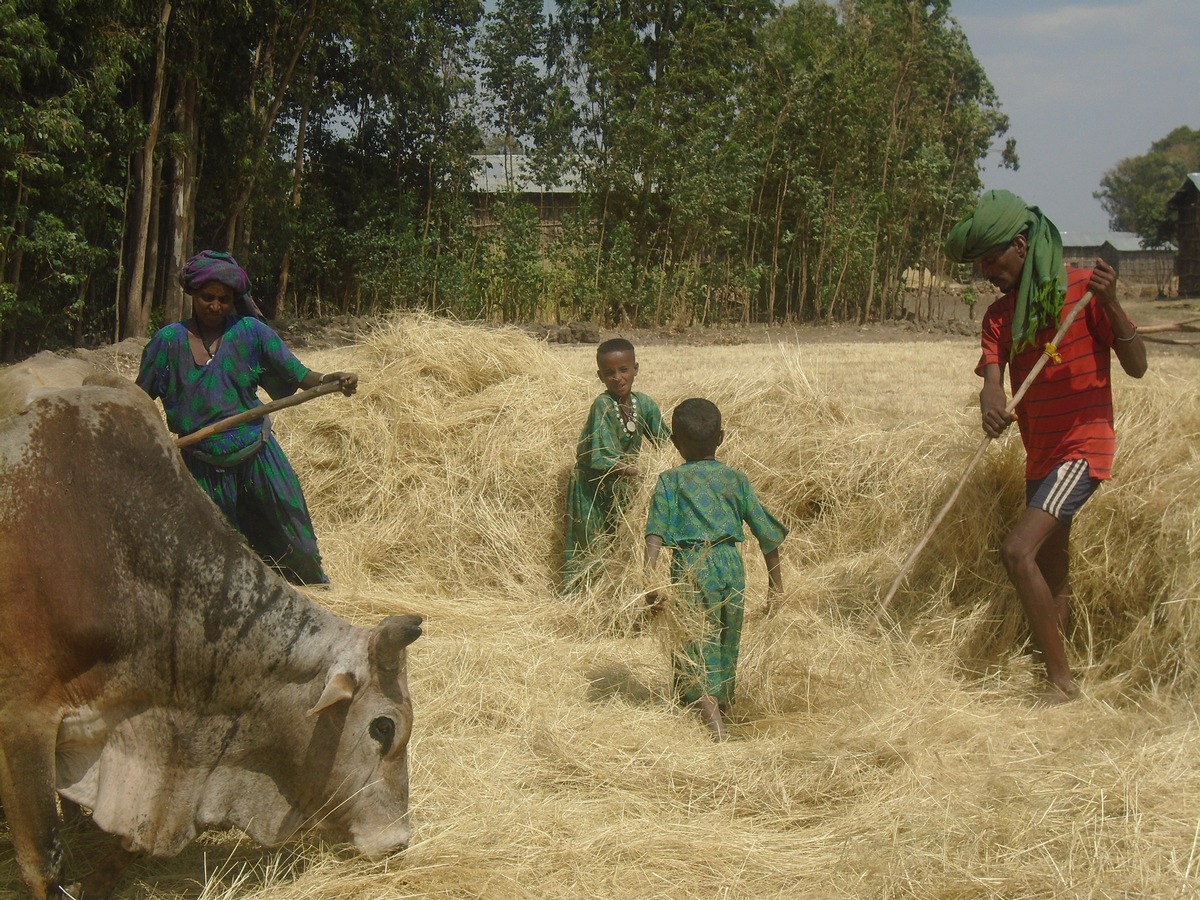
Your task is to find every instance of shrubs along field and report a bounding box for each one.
[15,313,1200,898]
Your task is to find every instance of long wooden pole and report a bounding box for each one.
[1139,316,1200,333]
[878,290,1096,615]
[175,379,344,449]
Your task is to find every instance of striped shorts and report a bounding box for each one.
[1025,458,1101,523]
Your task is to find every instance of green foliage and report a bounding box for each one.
[479,0,549,155]
[0,0,1013,358]
[0,0,139,354]
[472,197,543,321]
[1095,126,1200,248]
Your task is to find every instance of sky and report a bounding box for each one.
[947,0,1200,233]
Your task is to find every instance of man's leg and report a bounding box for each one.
[999,507,1079,699]
[1037,525,1072,635]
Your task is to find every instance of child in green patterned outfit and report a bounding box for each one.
[644,398,786,741]
[562,339,671,593]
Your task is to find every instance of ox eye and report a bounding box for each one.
[369,716,395,753]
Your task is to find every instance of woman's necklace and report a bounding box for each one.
[612,394,639,434]
[191,319,222,363]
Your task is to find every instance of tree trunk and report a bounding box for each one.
[221,0,318,251]
[120,0,172,340]
[2,182,26,360]
[165,71,198,324]
[140,154,164,325]
[72,278,89,347]
[274,83,312,320]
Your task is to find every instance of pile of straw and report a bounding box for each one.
[18,313,1200,897]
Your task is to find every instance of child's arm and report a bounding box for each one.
[644,534,664,570]
[761,546,782,617]
[644,535,665,612]
[763,547,782,594]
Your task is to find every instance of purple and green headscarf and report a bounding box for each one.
[944,190,1066,355]
[179,250,265,320]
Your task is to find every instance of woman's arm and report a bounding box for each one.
[300,369,359,395]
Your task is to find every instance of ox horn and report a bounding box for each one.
[371,614,423,674]
[307,671,357,716]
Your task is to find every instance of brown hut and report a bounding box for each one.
[1168,173,1200,297]
[1060,231,1176,294]
[469,154,581,239]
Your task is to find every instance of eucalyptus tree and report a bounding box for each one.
[554,0,774,323]
[737,0,1009,323]
[278,0,484,316]
[479,0,547,162]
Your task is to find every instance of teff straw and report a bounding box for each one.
[878,290,1096,617]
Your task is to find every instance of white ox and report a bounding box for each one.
[0,354,421,899]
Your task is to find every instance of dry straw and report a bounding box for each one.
[17,312,1200,898]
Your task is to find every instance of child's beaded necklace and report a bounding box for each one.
[611,393,639,434]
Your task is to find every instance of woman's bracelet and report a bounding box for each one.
[1115,327,1138,342]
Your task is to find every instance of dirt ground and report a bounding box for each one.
[70,283,1196,378]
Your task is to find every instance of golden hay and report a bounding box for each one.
[13,310,1200,898]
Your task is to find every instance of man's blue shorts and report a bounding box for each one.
[1025,458,1101,524]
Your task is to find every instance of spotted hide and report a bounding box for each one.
[0,354,421,899]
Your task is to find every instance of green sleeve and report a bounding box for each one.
[645,472,673,539]
[638,394,671,445]
[577,395,625,472]
[740,474,787,553]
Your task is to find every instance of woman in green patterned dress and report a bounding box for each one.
[645,398,786,741]
[136,250,356,585]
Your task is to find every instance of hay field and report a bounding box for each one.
[29,313,1200,897]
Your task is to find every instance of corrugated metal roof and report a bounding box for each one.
[471,154,580,193]
[1060,231,1113,248]
[1061,231,1161,252]
[1105,234,1152,253]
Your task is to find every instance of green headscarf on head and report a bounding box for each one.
[945,189,1067,355]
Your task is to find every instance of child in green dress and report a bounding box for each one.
[644,398,786,741]
[562,339,671,593]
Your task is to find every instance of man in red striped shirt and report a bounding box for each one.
[946,190,1147,703]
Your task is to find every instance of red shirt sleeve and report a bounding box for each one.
[975,295,1013,376]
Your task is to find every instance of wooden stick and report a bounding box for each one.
[175,379,345,449]
[1141,335,1200,346]
[1139,317,1200,334]
[878,290,1096,616]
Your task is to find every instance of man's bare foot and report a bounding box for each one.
[696,695,727,742]
[1034,680,1080,707]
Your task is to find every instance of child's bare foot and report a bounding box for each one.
[696,695,727,742]
[1034,680,1080,707]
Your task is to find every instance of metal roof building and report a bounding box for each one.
[469,155,582,236]
[1168,173,1200,297]
[1060,230,1175,291]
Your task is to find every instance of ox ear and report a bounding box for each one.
[307,671,357,716]
[370,614,423,675]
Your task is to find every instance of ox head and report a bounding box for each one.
[305,613,422,857]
